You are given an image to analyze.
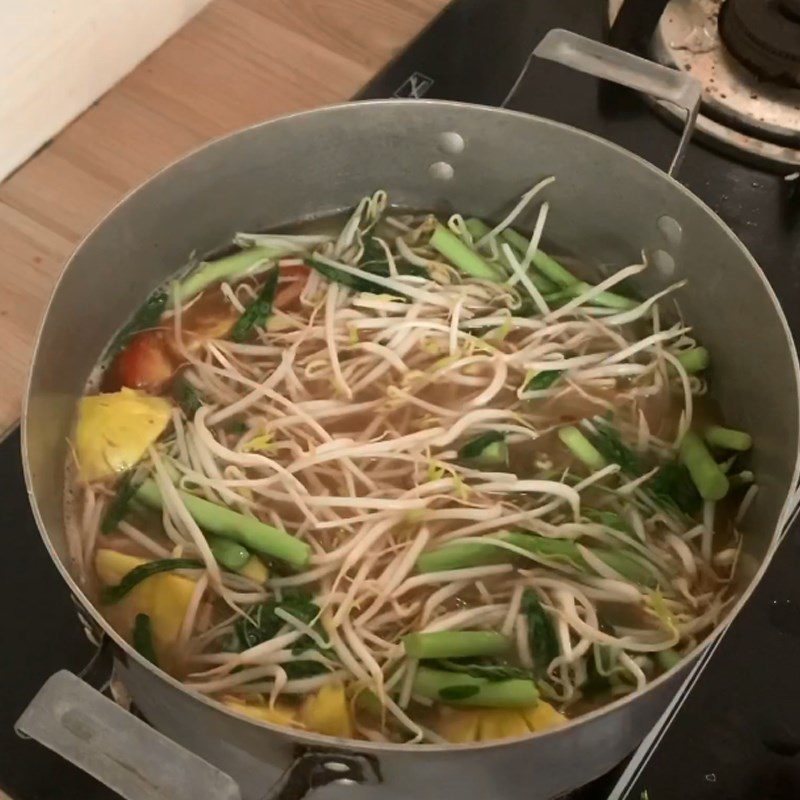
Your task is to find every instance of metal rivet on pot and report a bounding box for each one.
[429,161,455,181]
[324,761,351,774]
[439,131,465,154]
[657,214,682,247]
[652,249,676,277]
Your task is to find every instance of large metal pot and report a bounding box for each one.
[18,30,800,800]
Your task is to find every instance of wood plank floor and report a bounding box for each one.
[0,0,446,435]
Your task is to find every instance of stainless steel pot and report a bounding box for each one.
[18,30,800,800]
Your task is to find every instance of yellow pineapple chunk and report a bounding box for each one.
[94,549,195,663]
[222,698,298,728]
[75,388,171,481]
[301,684,353,738]
[435,701,567,743]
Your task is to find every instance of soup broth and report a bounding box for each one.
[65,187,752,745]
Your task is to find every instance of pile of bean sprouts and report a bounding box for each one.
[74,183,749,744]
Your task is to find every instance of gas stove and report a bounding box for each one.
[609,0,800,168]
[2,1,799,798]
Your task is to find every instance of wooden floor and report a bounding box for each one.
[0,0,446,435]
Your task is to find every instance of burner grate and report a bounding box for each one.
[718,0,800,88]
[609,0,800,167]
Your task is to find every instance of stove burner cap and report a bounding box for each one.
[719,0,800,87]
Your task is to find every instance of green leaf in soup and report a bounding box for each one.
[231,267,279,342]
[524,370,563,392]
[439,684,482,701]
[107,290,168,357]
[581,652,613,699]
[307,256,427,295]
[174,375,202,417]
[521,589,559,679]
[458,431,505,460]
[229,594,334,678]
[589,422,644,476]
[645,462,702,515]
[360,235,387,267]
[101,558,203,604]
[101,473,140,535]
[283,659,330,680]
[307,257,390,294]
[132,613,159,667]
[229,593,321,652]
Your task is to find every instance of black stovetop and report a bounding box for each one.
[3,1,800,798]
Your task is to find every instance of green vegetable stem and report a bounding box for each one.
[501,228,635,309]
[430,224,503,281]
[135,479,310,568]
[704,425,752,452]
[416,532,656,587]
[412,667,539,707]
[207,535,251,571]
[558,426,607,471]
[679,431,729,501]
[676,347,709,374]
[403,631,511,660]
[175,246,278,305]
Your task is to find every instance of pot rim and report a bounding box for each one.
[22,97,800,754]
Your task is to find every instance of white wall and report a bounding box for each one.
[0,0,212,181]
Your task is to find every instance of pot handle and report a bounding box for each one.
[17,669,382,800]
[264,750,382,800]
[16,670,243,800]
[504,28,702,177]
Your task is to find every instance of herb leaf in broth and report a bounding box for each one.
[229,594,332,679]
[458,431,505,460]
[106,290,168,357]
[231,595,317,649]
[439,685,482,702]
[307,256,427,295]
[307,257,390,294]
[525,369,563,392]
[174,376,203,417]
[132,613,159,667]
[359,235,390,269]
[583,509,632,535]
[581,619,617,699]
[581,646,613,700]
[231,266,279,342]
[588,420,702,515]
[522,590,559,680]
[589,421,644,476]
[100,473,140,535]
[647,462,702,515]
[101,558,203,604]
[282,658,330,680]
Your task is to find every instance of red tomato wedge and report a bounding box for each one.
[106,330,176,392]
[106,267,308,393]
